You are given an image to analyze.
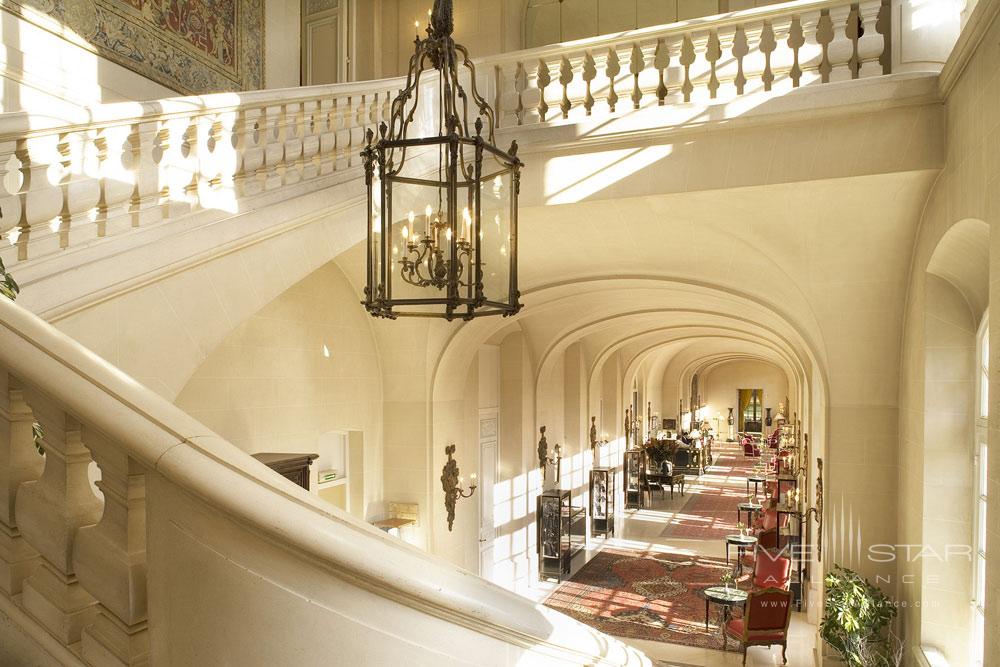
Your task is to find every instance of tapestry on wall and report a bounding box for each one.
[2,0,263,94]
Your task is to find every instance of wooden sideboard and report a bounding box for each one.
[252,452,319,491]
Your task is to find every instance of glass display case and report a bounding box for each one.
[537,489,586,581]
[623,449,645,510]
[589,467,615,537]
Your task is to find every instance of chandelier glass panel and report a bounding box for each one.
[363,0,523,320]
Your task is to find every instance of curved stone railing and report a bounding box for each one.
[0,294,650,665]
[491,0,887,127]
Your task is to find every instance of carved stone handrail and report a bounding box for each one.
[489,0,888,128]
[0,295,650,665]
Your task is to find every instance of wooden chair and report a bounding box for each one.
[724,587,793,665]
[753,550,791,590]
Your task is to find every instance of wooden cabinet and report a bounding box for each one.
[252,452,319,491]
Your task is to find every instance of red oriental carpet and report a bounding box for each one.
[659,444,760,541]
[543,546,743,651]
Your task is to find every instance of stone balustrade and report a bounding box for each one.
[0,1,889,274]
[0,294,650,665]
[490,0,887,128]
[0,80,401,266]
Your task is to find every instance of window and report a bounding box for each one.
[972,443,987,667]
[979,316,989,418]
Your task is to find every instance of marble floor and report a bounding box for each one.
[523,452,818,666]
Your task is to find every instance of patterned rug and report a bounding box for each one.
[544,546,743,651]
[659,445,760,540]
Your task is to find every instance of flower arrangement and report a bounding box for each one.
[720,570,736,591]
[736,521,747,537]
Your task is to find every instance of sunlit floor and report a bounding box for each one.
[522,462,818,666]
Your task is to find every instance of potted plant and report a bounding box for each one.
[736,521,747,537]
[820,566,902,666]
[720,570,735,592]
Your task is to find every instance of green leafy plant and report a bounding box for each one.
[821,565,901,667]
[0,256,18,301]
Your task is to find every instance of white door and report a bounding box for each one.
[478,409,498,580]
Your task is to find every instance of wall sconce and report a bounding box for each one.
[806,456,824,561]
[537,426,561,482]
[441,444,476,532]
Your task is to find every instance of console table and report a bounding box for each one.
[252,452,319,491]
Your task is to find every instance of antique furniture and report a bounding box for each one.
[537,489,586,581]
[737,502,763,527]
[252,452,319,490]
[702,586,748,631]
[723,587,793,665]
[753,552,792,590]
[747,475,767,496]
[589,467,615,537]
[623,449,645,509]
[725,534,757,575]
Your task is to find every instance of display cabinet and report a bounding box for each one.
[537,489,586,581]
[589,467,615,537]
[623,449,645,509]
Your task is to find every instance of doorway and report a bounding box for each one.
[478,409,499,580]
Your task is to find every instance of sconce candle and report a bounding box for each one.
[441,444,477,531]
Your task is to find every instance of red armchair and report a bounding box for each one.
[741,436,760,457]
[753,552,791,590]
[724,587,793,665]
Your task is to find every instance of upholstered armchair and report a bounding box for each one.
[753,552,791,590]
[723,587,793,665]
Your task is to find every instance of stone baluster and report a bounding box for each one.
[54,130,101,250]
[262,105,286,190]
[74,428,148,666]
[156,116,195,219]
[663,35,685,105]
[127,121,162,229]
[0,140,23,250]
[494,61,521,127]
[94,125,137,239]
[581,53,597,115]
[282,102,304,186]
[558,56,574,119]
[316,98,337,175]
[300,100,321,180]
[0,375,43,596]
[15,391,101,644]
[16,135,62,261]
[689,30,715,102]
[512,62,529,125]
[705,31,723,99]
[714,25,740,99]
[653,39,670,105]
[334,97,351,172]
[797,9,825,86]
[758,21,779,91]
[855,0,885,78]
[204,111,240,209]
[768,14,796,93]
[629,43,645,109]
[191,113,220,210]
[234,107,265,197]
[678,35,696,102]
[824,5,855,82]
[604,47,621,112]
[351,96,368,167]
[731,26,751,95]
[786,15,806,88]
[535,59,552,122]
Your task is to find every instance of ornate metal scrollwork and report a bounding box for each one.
[441,444,476,531]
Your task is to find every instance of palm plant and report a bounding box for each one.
[0,257,18,301]
[821,565,901,667]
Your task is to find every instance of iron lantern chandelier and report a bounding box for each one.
[362,0,523,321]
